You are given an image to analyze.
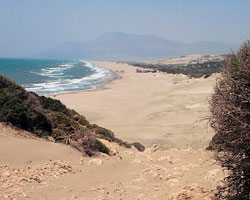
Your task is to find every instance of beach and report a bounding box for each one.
[0,61,223,199]
[56,61,216,149]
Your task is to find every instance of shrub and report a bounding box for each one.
[130,142,145,152]
[0,73,143,156]
[209,40,250,199]
[73,114,90,126]
[130,60,223,78]
[93,126,115,142]
[39,96,70,116]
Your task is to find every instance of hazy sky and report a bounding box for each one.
[0,0,249,57]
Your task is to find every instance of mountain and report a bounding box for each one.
[33,32,239,61]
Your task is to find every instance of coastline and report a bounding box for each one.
[0,60,223,199]
[48,61,121,97]
[55,60,216,149]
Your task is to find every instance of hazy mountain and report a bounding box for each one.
[33,32,239,61]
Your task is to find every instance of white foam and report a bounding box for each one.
[80,60,111,80]
[26,60,112,95]
[31,62,74,78]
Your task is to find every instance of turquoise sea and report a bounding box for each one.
[0,58,112,95]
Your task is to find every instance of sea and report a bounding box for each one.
[0,58,113,95]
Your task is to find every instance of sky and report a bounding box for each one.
[0,0,249,57]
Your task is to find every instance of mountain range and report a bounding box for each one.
[33,32,239,61]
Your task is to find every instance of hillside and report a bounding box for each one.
[33,32,239,61]
[0,74,143,156]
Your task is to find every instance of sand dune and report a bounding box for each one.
[148,54,223,65]
[0,61,223,199]
[0,124,222,199]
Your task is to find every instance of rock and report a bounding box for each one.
[0,159,75,200]
[146,155,155,162]
[132,159,142,164]
[204,168,221,180]
[167,179,180,187]
[114,189,120,193]
[131,178,146,184]
[79,158,84,165]
[172,165,189,172]
[3,171,10,177]
[187,164,199,168]
[169,184,214,200]
[171,171,183,177]
[154,173,163,179]
[124,150,134,155]
[143,165,168,179]
[88,159,103,165]
[157,156,166,162]
[90,186,97,192]
[179,165,190,172]
[151,144,159,153]
[3,182,12,189]
[137,194,146,199]
[93,185,105,192]
[21,191,27,198]
[183,147,192,152]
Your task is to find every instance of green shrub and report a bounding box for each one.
[73,114,90,126]
[93,126,115,142]
[130,142,145,152]
[130,60,223,78]
[0,73,142,156]
[39,96,70,116]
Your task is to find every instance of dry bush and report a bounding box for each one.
[209,40,250,199]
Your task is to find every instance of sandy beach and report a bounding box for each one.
[56,61,216,149]
[0,61,223,200]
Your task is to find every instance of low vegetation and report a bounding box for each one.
[208,40,250,199]
[0,75,144,156]
[129,60,223,78]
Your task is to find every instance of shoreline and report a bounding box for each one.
[47,61,122,97]
[0,60,223,199]
[55,61,216,149]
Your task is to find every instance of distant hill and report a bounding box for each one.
[33,32,239,61]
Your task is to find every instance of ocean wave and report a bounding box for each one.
[79,60,111,81]
[25,61,112,95]
[31,62,75,78]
